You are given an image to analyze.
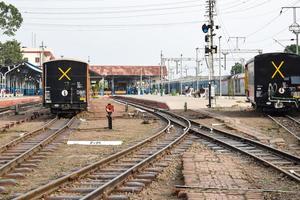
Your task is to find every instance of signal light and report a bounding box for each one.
[202,24,210,33]
[205,46,210,54]
[205,35,209,42]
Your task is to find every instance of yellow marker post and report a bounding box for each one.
[271,61,285,79]
[58,67,71,80]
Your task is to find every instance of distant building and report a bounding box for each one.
[21,47,55,67]
[89,65,167,95]
[0,62,42,97]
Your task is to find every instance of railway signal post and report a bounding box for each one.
[106,103,114,129]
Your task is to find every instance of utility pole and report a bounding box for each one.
[195,47,199,91]
[140,67,143,95]
[281,7,300,54]
[39,41,46,67]
[168,61,171,95]
[218,36,222,97]
[184,66,188,77]
[160,51,163,96]
[203,0,217,108]
[222,52,229,70]
[180,53,183,95]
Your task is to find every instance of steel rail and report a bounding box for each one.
[0,117,75,177]
[113,96,300,182]
[189,120,300,182]
[0,101,42,114]
[0,116,58,153]
[81,100,191,200]
[14,109,171,200]
[268,115,300,142]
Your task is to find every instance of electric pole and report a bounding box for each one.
[39,41,46,67]
[195,47,199,91]
[180,53,183,95]
[219,36,222,97]
[160,51,163,96]
[202,0,217,108]
[281,7,300,54]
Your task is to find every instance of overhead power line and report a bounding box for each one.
[23,4,205,15]
[221,0,274,15]
[20,9,201,20]
[18,0,202,10]
[241,0,300,39]
[24,20,205,28]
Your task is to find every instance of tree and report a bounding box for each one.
[0,1,23,36]
[0,40,23,66]
[284,44,300,54]
[230,62,243,75]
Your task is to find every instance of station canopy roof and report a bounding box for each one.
[0,62,41,75]
[89,65,167,77]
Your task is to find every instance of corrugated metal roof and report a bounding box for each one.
[89,65,167,76]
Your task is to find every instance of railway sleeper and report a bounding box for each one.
[116,186,143,193]
[269,160,294,166]
[78,182,106,187]
[0,156,16,160]
[46,195,82,200]
[4,173,26,179]
[134,172,157,179]
[25,159,42,164]
[98,168,127,173]
[1,152,24,156]
[0,179,17,186]
[62,187,96,194]
[19,163,38,168]
[86,174,118,180]
[110,163,136,168]
[107,194,128,200]
[13,167,34,173]
[0,160,10,164]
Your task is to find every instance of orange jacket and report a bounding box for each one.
[106,104,114,113]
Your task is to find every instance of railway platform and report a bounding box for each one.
[0,96,41,108]
[124,94,251,110]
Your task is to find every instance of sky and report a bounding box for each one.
[2,0,300,77]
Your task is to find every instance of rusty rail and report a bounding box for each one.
[0,116,74,177]
[14,108,171,200]
[0,116,58,153]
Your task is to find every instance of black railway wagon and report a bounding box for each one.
[43,59,90,114]
[245,53,300,110]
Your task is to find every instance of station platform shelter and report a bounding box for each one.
[0,62,42,98]
[89,65,167,95]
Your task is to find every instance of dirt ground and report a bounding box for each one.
[0,113,53,147]
[1,97,163,199]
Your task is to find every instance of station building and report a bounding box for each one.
[1,47,166,97]
[89,65,167,95]
[0,62,42,97]
[0,47,54,97]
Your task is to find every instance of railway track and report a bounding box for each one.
[268,115,300,142]
[113,97,300,183]
[0,101,42,116]
[10,98,300,199]
[0,116,75,183]
[13,103,192,200]
[188,120,300,182]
